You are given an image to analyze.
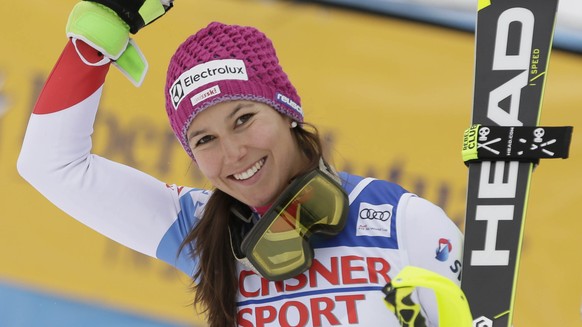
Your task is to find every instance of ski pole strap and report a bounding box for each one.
[462,124,573,164]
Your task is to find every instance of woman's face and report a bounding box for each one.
[187,100,306,207]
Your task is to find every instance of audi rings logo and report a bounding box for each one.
[359,208,391,221]
[473,316,492,327]
[356,202,393,238]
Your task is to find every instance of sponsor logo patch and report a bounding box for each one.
[276,92,303,116]
[356,202,393,237]
[435,238,452,262]
[170,80,184,109]
[191,85,221,107]
[169,59,248,109]
[237,250,394,326]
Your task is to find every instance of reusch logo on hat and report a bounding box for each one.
[169,59,249,109]
[276,92,303,116]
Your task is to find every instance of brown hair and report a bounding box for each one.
[179,123,324,327]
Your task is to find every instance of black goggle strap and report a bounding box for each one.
[318,158,341,185]
[231,204,253,224]
[228,222,264,277]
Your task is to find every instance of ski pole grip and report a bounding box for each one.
[462,124,573,164]
[382,266,473,326]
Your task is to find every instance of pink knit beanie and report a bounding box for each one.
[165,22,303,159]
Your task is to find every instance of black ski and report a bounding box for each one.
[461,0,560,326]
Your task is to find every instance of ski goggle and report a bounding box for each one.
[234,169,348,281]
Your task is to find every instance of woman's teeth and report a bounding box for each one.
[233,158,265,181]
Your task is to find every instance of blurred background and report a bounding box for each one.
[0,0,580,326]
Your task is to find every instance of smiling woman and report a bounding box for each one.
[17,1,465,327]
[188,101,306,206]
